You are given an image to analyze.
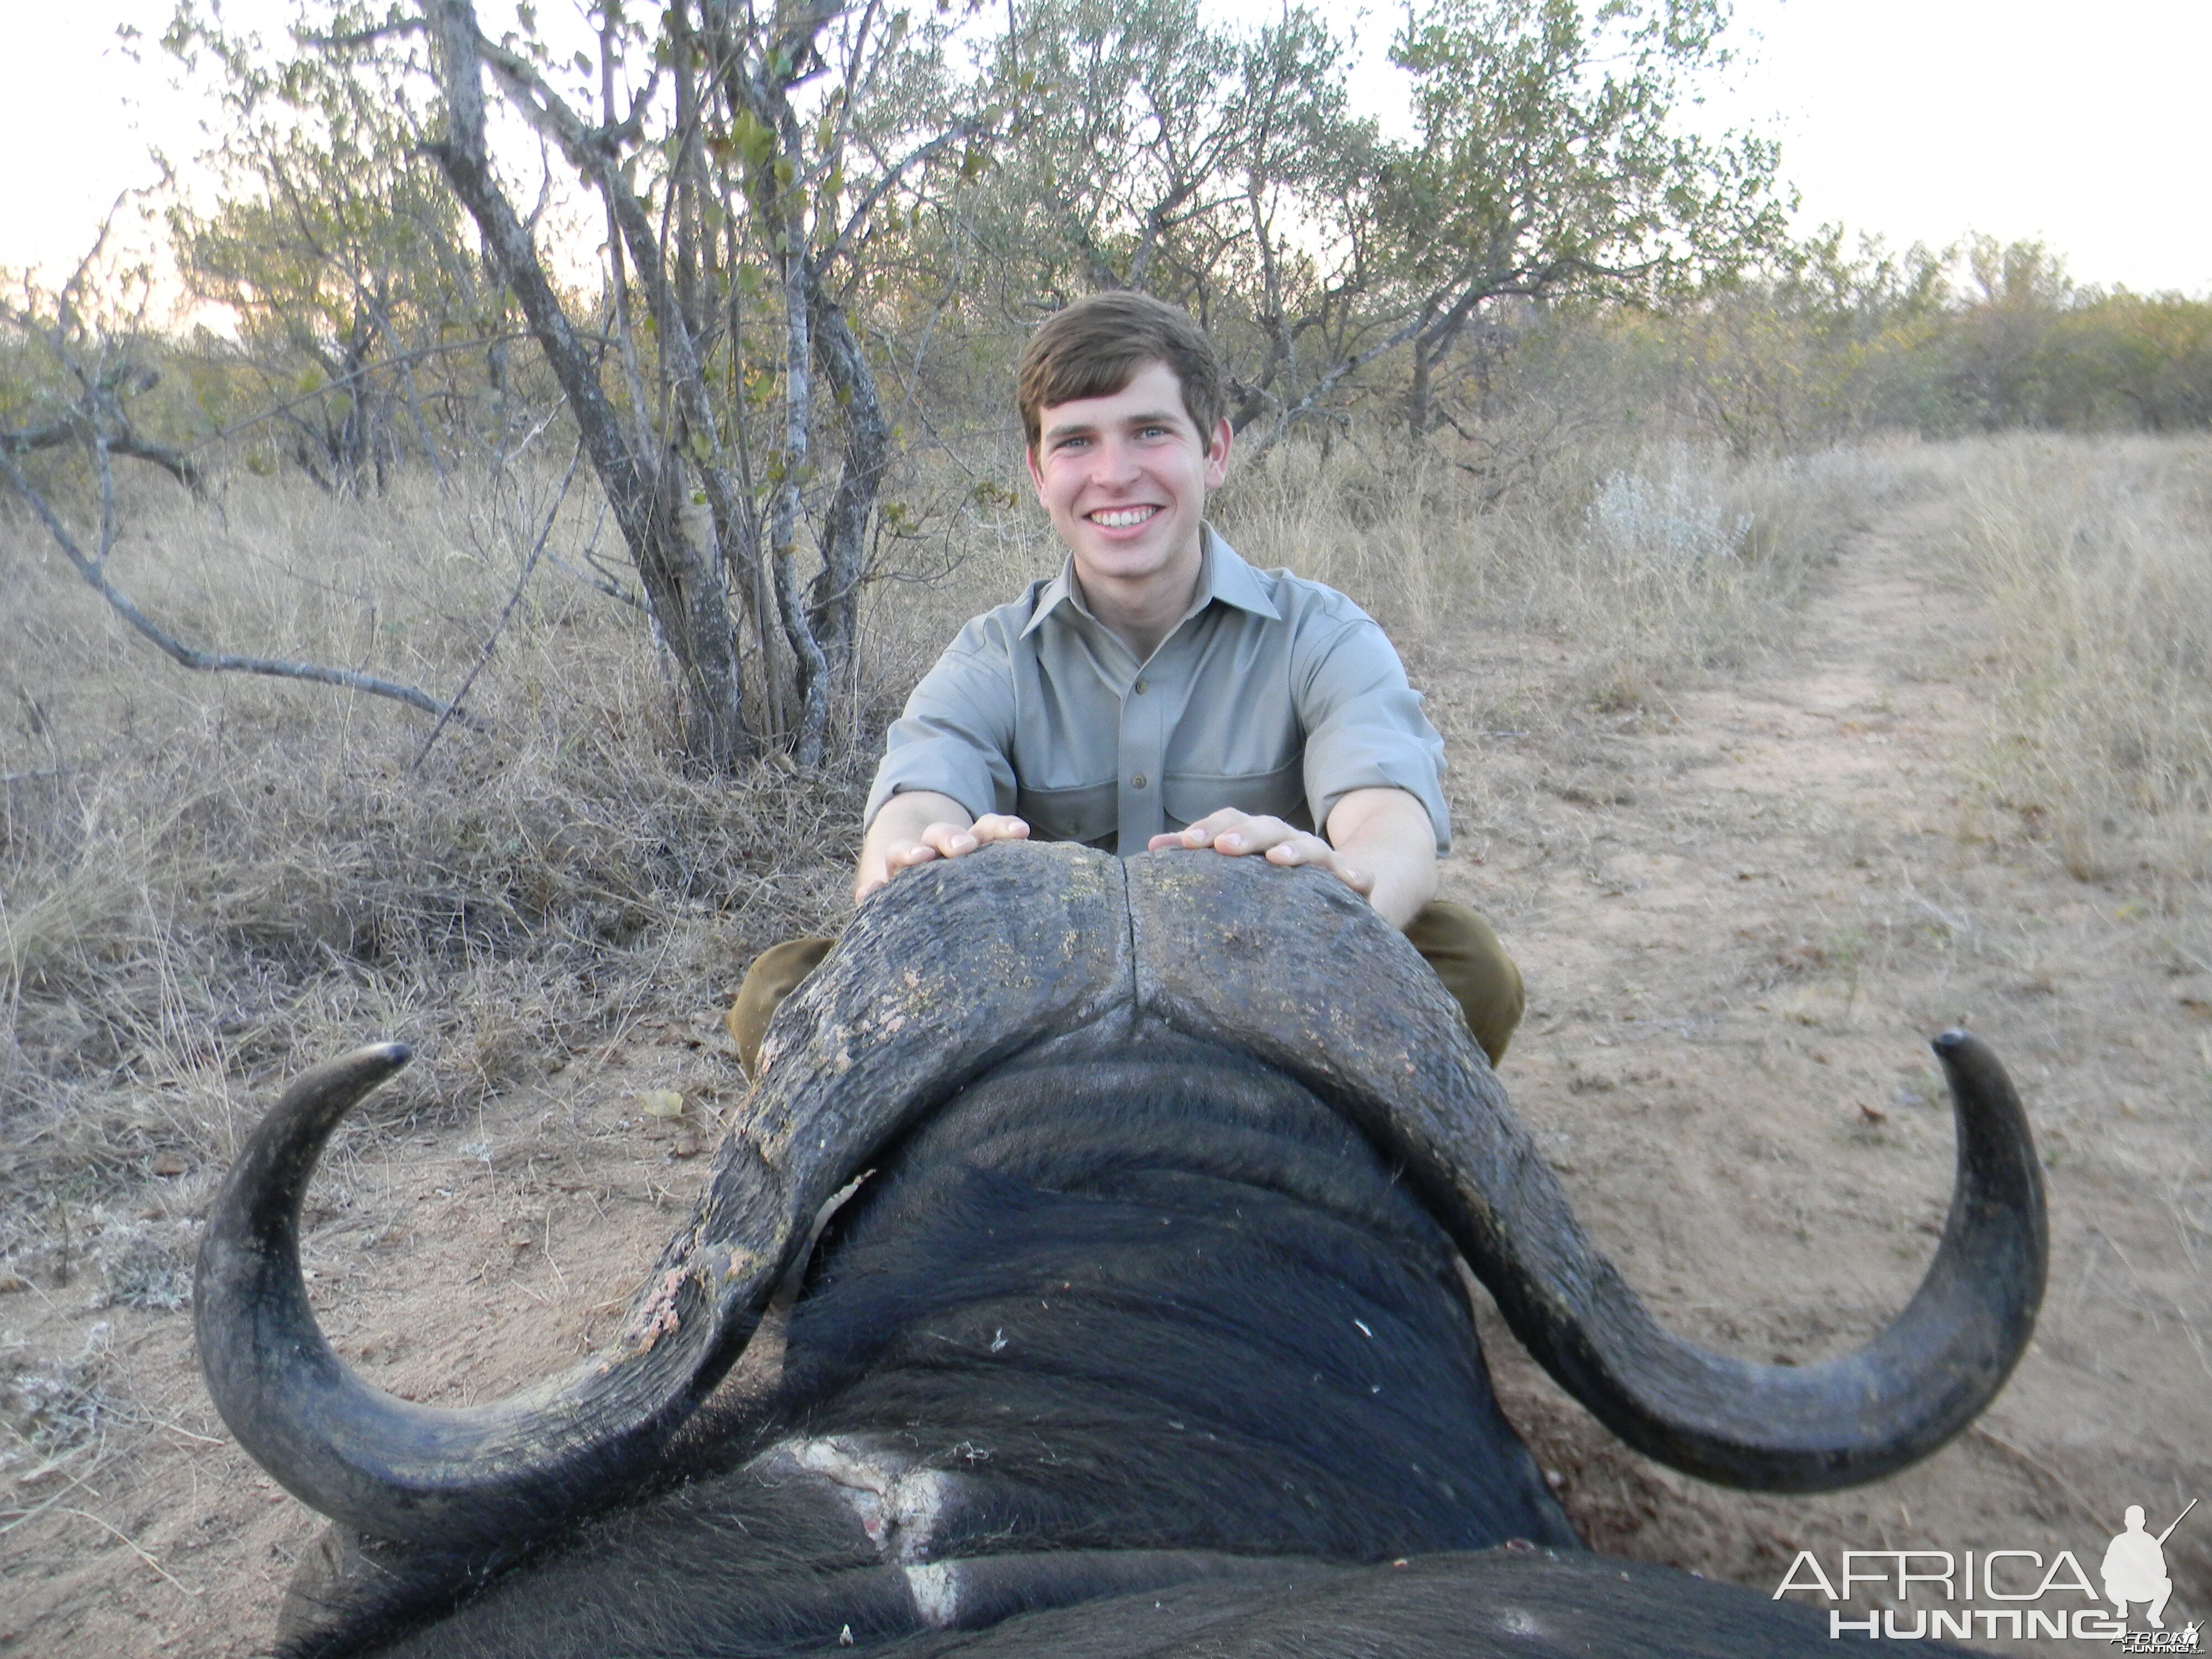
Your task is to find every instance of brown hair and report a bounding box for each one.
[1017,292,1227,455]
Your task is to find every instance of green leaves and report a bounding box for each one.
[730,110,776,169]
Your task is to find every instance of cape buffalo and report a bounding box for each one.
[196,843,2044,1656]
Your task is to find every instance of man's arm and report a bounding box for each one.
[1146,785,1436,930]
[1324,785,1438,928]
[855,791,1029,903]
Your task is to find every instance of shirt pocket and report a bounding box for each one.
[1016,781,1119,848]
[1162,759,1311,833]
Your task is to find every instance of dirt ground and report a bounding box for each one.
[3,473,2207,1655]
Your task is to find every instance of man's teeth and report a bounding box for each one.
[1090,506,1158,528]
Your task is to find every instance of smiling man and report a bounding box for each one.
[731,293,1522,1073]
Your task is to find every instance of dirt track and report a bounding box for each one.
[1429,475,2212,1649]
[3,475,2208,1655]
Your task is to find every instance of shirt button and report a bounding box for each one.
[1133,678,1147,695]
[1132,774,1147,789]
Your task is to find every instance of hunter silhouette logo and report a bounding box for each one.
[2104,1500,2195,1635]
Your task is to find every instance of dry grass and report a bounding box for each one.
[1928,434,2212,886]
[2,465,865,1256]
[3,425,2191,1265]
[1214,434,1890,711]
[0,431,1903,1257]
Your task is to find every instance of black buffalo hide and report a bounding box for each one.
[280,1025,1973,1657]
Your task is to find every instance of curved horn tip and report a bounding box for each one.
[1932,1027,1974,1057]
[304,1041,413,1093]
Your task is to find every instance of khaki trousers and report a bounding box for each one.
[728,899,1522,1080]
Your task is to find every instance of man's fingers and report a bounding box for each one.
[1171,808,1256,849]
[919,822,979,857]
[877,819,1029,894]
[1212,816,1298,854]
[1149,813,1375,900]
[1259,836,1374,895]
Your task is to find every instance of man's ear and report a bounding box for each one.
[1024,442,1048,504]
[1203,417,1233,489]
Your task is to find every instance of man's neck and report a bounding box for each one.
[1070,534,1208,665]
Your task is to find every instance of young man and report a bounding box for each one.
[731,293,1521,1071]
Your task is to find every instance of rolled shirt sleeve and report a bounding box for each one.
[864,624,1022,831]
[1296,616,1452,855]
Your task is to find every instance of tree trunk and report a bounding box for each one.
[426,0,753,769]
[772,229,831,768]
[806,286,888,681]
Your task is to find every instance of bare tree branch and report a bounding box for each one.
[1,449,486,730]
[0,418,204,493]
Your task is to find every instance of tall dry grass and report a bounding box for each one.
[1,465,864,1249]
[2,427,1879,1254]
[1213,434,1887,711]
[1929,435,2212,886]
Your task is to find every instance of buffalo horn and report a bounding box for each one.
[194,843,1130,1548]
[1126,851,2047,1491]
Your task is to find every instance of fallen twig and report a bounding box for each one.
[58,1506,203,1598]
[413,435,584,769]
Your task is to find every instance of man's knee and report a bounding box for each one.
[728,935,837,1078]
[1405,899,1524,1067]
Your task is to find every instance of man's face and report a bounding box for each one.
[1025,359,1232,601]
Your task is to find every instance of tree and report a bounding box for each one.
[409,0,994,767]
[961,0,1395,444]
[1380,0,1786,434]
[952,0,1781,446]
[1949,236,2073,427]
[166,4,496,492]
[1668,227,1955,454]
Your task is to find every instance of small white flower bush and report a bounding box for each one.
[1589,450,1753,564]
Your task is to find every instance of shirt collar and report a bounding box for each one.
[1021,526,1281,639]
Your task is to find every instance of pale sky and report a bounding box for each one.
[6,0,2210,305]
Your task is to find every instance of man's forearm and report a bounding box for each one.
[855,791,973,901]
[1326,787,1438,930]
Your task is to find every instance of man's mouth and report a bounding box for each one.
[1087,505,1160,530]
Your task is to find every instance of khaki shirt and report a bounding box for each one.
[865,530,1449,857]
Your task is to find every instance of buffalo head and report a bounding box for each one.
[195,843,2046,1646]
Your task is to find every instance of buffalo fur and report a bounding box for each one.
[277,1024,1957,1658]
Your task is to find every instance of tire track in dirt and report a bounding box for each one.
[1420,477,2211,1650]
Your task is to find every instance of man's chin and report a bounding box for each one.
[1070,530,1198,587]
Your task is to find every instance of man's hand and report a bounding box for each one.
[1150,810,1370,890]
[1146,787,1437,929]
[855,790,1029,902]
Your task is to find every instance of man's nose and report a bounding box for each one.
[1087,434,1142,487]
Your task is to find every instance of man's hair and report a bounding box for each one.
[1017,293,1227,454]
